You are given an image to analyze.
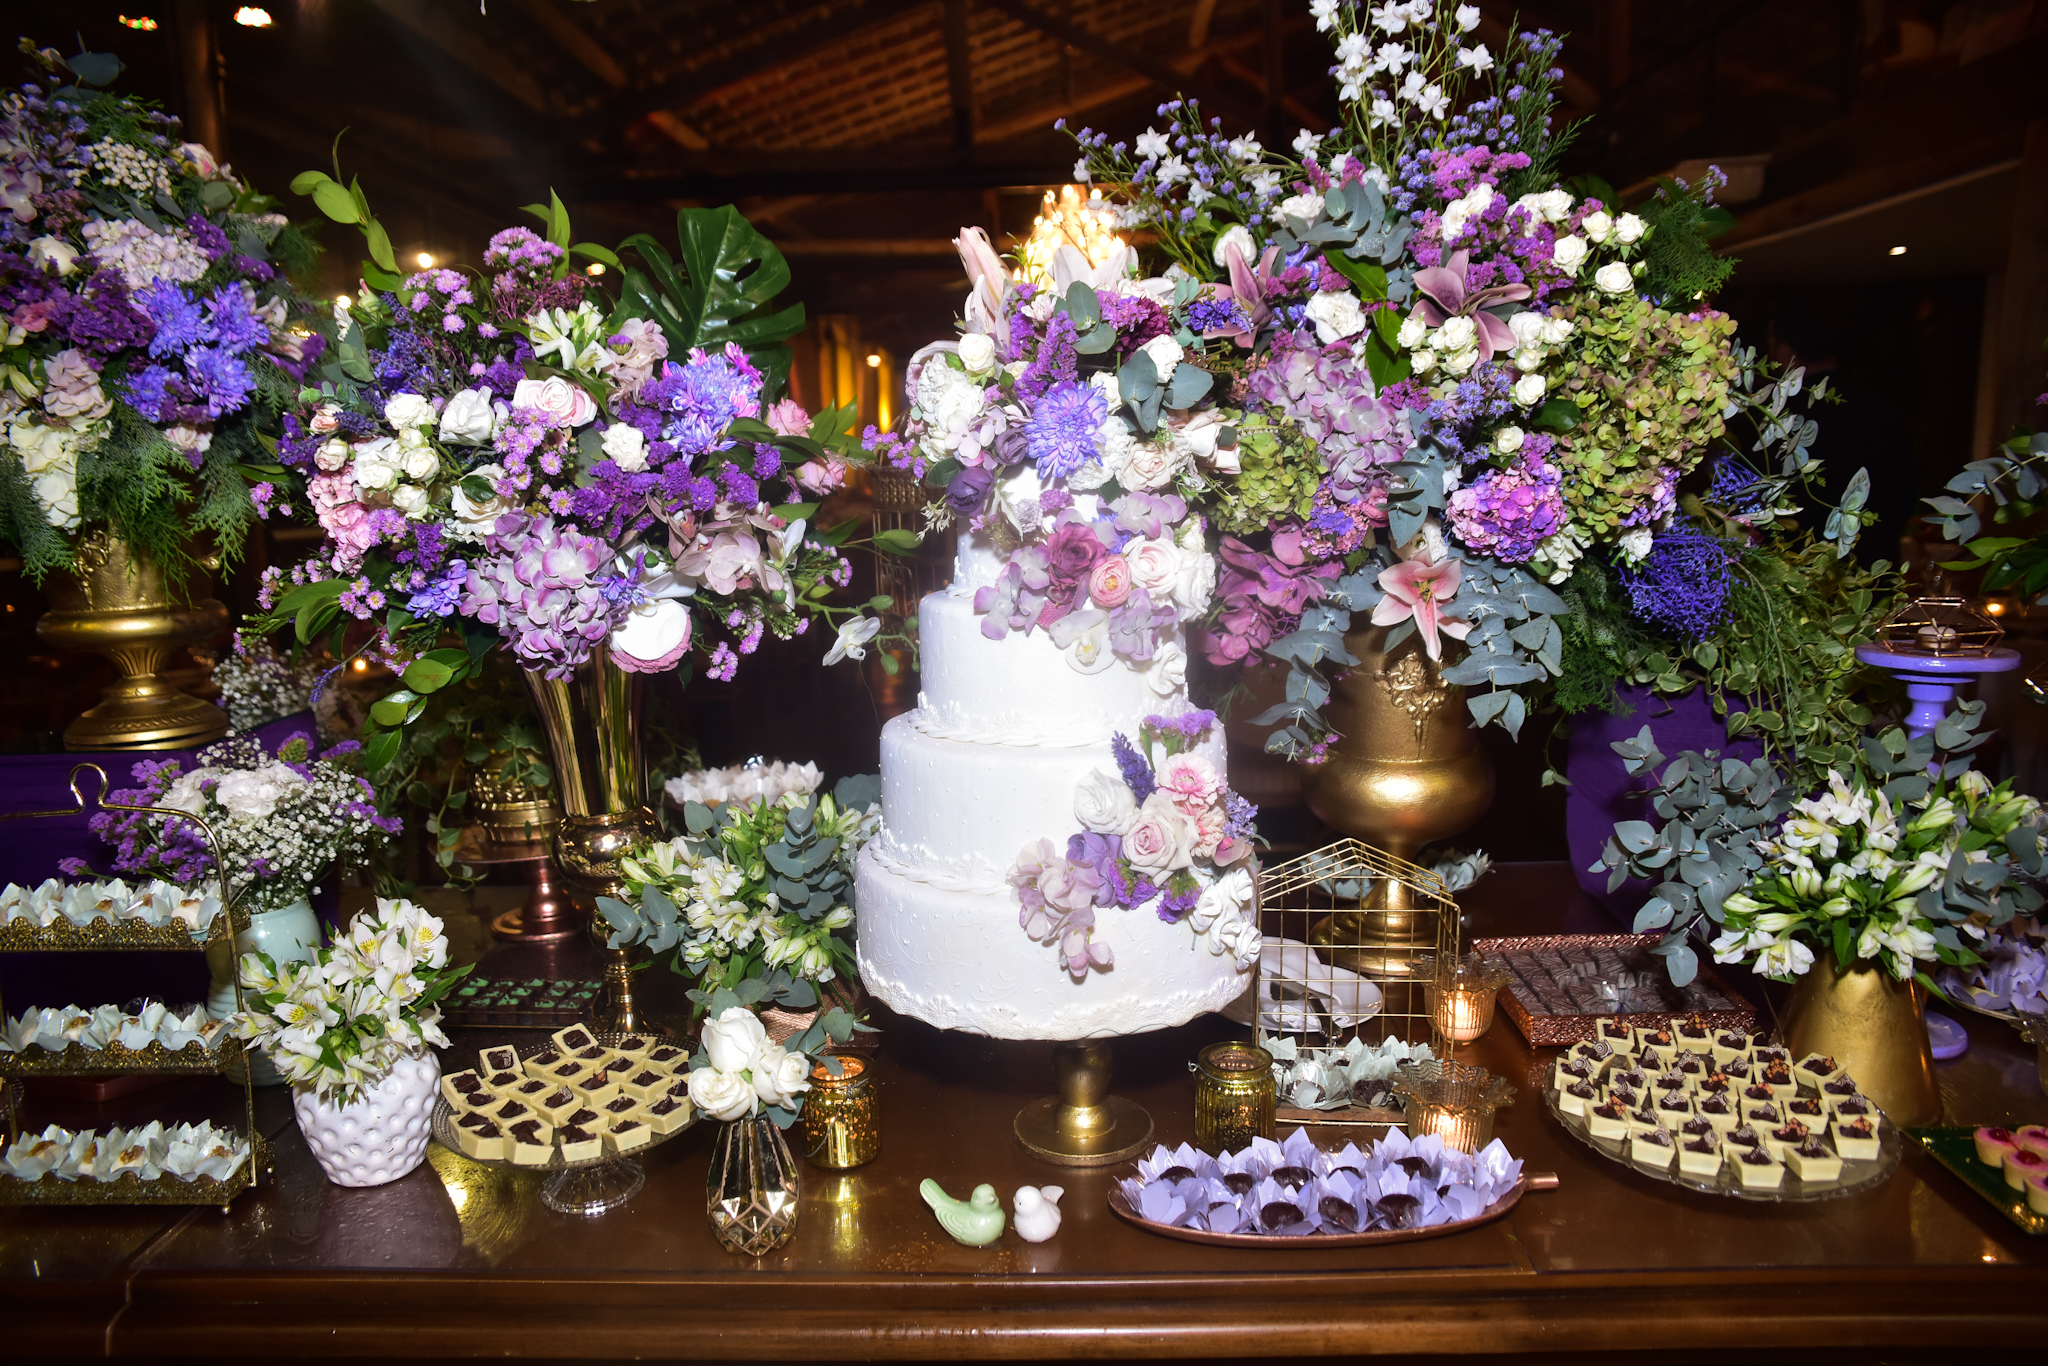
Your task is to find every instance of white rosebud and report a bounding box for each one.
[1279,191,1323,229]
[1410,348,1437,376]
[1506,311,1547,349]
[956,332,997,375]
[601,422,648,472]
[1537,188,1574,222]
[1550,235,1588,274]
[1614,212,1646,244]
[1581,210,1614,243]
[402,445,438,481]
[390,484,430,518]
[1439,347,1479,377]
[313,438,350,473]
[1212,224,1256,269]
[1539,314,1576,346]
[1139,333,1184,386]
[1512,372,1547,406]
[1434,315,1477,354]
[1618,527,1653,562]
[1396,313,1429,349]
[1514,347,1545,373]
[1305,289,1367,345]
[1594,261,1634,294]
[1493,425,1525,455]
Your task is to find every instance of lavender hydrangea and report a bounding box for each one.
[1244,333,1411,499]
[458,514,628,678]
[1445,456,1565,563]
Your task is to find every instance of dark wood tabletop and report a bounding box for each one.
[3,862,2045,1361]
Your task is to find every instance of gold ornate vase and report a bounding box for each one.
[522,647,661,1031]
[35,532,229,751]
[1301,623,1494,977]
[1780,949,1941,1127]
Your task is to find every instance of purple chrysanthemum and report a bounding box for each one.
[657,344,763,455]
[1025,379,1105,480]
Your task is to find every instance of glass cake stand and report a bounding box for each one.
[429,1031,695,1216]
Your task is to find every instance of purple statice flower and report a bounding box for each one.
[395,520,449,573]
[1015,312,1078,400]
[1446,455,1565,563]
[48,268,154,356]
[1224,790,1259,841]
[187,217,231,261]
[1027,379,1107,480]
[1111,731,1156,802]
[1143,709,1217,741]
[1158,874,1201,920]
[1108,861,1158,910]
[657,344,763,455]
[1710,456,1773,517]
[1616,521,1740,640]
[1409,363,1520,462]
[460,514,627,678]
[1098,291,1171,350]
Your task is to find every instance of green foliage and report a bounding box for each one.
[1552,556,1652,716]
[615,206,806,401]
[1632,174,1739,306]
[1207,411,1320,535]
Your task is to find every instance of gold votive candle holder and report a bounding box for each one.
[798,1055,880,1169]
[1191,1040,1275,1154]
[1417,952,1513,1044]
[1392,1059,1514,1154]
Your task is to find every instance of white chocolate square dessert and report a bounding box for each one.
[643,1044,690,1073]
[1828,1094,1877,1126]
[479,1044,522,1076]
[574,1074,623,1108]
[1636,1029,1679,1067]
[1629,1129,1677,1169]
[610,1034,657,1061]
[597,1094,649,1130]
[1710,1032,1752,1067]
[489,1097,541,1129]
[480,1069,524,1097]
[1627,1106,1664,1137]
[551,1024,600,1056]
[618,1068,670,1103]
[1782,1096,1829,1130]
[557,1125,604,1163]
[1595,1018,1637,1054]
[1730,1146,1786,1189]
[1761,1121,1811,1161]
[1604,1083,1643,1115]
[1558,1081,1599,1117]
[1677,1134,1721,1177]
[455,1119,508,1162]
[1587,1101,1632,1141]
[534,1086,583,1127]
[502,1076,555,1110]
[547,1058,595,1088]
[505,1119,555,1165]
[1693,1095,1741,1133]
[560,1104,610,1135]
[604,1118,655,1154]
[1569,1039,1616,1074]
[1832,1118,1881,1162]
[440,1070,489,1110]
[521,1048,564,1079]
[642,1094,693,1134]
[1652,1094,1694,1130]
[1794,1052,1847,1089]
[1758,1062,1798,1101]
[1785,1141,1842,1183]
[1673,1018,1714,1054]
[1553,1058,1595,1092]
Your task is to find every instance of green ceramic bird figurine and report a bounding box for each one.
[920,1178,1006,1246]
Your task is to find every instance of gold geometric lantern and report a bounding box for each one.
[1874,594,2004,657]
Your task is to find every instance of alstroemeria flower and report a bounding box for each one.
[1370,555,1470,661]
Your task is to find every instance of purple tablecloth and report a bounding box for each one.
[0,712,336,1011]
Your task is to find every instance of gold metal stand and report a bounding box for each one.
[36,533,229,751]
[1014,1042,1154,1167]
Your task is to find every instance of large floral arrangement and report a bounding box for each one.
[884,0,1864,762]
[1008,710,1260,977]
[75,732,396,914]
[253,183,879,771]
[235,897,469,1102]
[0,43,317,582]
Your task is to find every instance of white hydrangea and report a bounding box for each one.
[79,218,209,291]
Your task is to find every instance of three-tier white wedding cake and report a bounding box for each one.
[855,531,1255,1040]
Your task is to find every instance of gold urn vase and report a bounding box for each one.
[522,647,661,1031]
[1780,949,1942,1127]
[35,532,229,751]
[1301,623,1494,977]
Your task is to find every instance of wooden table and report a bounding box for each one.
[4,864,2045,1361]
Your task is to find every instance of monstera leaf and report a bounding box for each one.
[616,206,806,398]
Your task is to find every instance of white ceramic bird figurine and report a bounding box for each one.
[1012,1184,1065,1243]
[921,1179,1006,1246]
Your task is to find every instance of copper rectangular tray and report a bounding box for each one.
[1474,934,1755,1047]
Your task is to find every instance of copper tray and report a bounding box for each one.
[1107,1172,1556,1248]
[1474,934,1755,1046]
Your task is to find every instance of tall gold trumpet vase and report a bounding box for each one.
[35,532,229,751]
[1780,949,1942,1127]
[522,647,660,1032]
[1301,623,1494,977]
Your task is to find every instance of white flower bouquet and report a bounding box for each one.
[685,1006,814,1127]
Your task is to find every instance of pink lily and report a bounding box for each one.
[1197,241,1284,348]
[1371,555,1471,661]
[954,225,1013,353]
[1410,250,1532,362]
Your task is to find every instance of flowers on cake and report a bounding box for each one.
[1008,710,1258,977]
[0,44,320,584]
[234,897,470,1103]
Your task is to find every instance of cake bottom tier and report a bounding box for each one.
[855,841,1249,1040]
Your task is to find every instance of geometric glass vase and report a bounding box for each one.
[706,1114,801,1256]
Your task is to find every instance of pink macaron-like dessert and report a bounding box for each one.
[1975,1126,2020,1167]
[2003,1147,2048,1191]
[2014,1125,2048,1158]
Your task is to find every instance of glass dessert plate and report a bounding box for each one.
[1544,1084,1901,1203]
[428,1030,695,1216]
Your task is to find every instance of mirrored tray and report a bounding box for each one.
[1544,1085,1901,1202]
[0,1032,242,1076]
[429,1030,695,1216]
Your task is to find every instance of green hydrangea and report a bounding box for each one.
[1551,296,1739,538]
[1207,410,1321,536]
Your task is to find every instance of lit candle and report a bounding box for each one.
[1435,986,1496,1043]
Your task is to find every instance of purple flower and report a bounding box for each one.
[184,346,255,418]
[973,550,1051,639]
[1616,521,1739,639]
[1065,832,1124,907]
[1015,312,1078,399]
[406,561,469,618]
[1112,731,1156,802]
[654,343,763,455]
[135,279,206,357]
[1244,331,1410,499]
[1107,585,1176,661]
[945,465,993,517]
[460,514,627,678]
[1025,379,1106,480]
[1446,456,1565,563]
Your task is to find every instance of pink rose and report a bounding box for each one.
[512,376,598,428]
[1125,537,1181,601]
[1156,753,1223,813]
[794,456,847,495]
[1088,554,1132,609]
[765,398,811,438]
[1123,791,1195,878]
[308,404,341,435]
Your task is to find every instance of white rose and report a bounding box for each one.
[402,445,439,481]
[1278,191,1323,229]
[686,1066,756,1122]
[1581,210,1614,243]
[1173,543,1215,615]
[390,483,431,518]
[1537,188,1574,222]
[1410,349,1437,375]
[1124,536,1181,601]
[1097,422,1137,483]
[314,438,350,472]
[1211,224,1256,269]
[1492,425,1525,455]
[512,375,598,428]
[1434,315,1477,353]
[1123,791,1197,878]
[1539,314,1575,346]
[437,387,496,446]
[1594,261,1634,294]
[1075,769,1138,835]
[1506,311,1547,349]
[1512,373,1547,406]
[752,1045,812,1109]
[211,764,304,821]
[602,422,648,472]
[1618,527,1654,562]
[1139,333,1184,386]
[160,768,217,816]
[1143,638,1188,697]
[1512,347,1544,373]
[1120,440,1184,492]
[1614,212,1646,244]
[450,464,512,538]
[1551,235,1588,274]
[382,393,435,431]
[1396,313,1429,349]
[26,235,77,276]
[1439,347,1479,377]
[701,1006,768,1075]
[956,332,997,375]
[1305,289,1367,344]
[352,439,399,491]
[1166,408,1231,462]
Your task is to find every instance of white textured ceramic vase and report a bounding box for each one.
[292,1051,441,1187]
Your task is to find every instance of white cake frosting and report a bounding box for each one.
[856,529,1252,1040]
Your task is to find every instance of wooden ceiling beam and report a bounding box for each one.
[574,155,1072,200]
[943,0,977,150]
[523,0,627,90]
[364,0,556,115]
[974,0,1266,129]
